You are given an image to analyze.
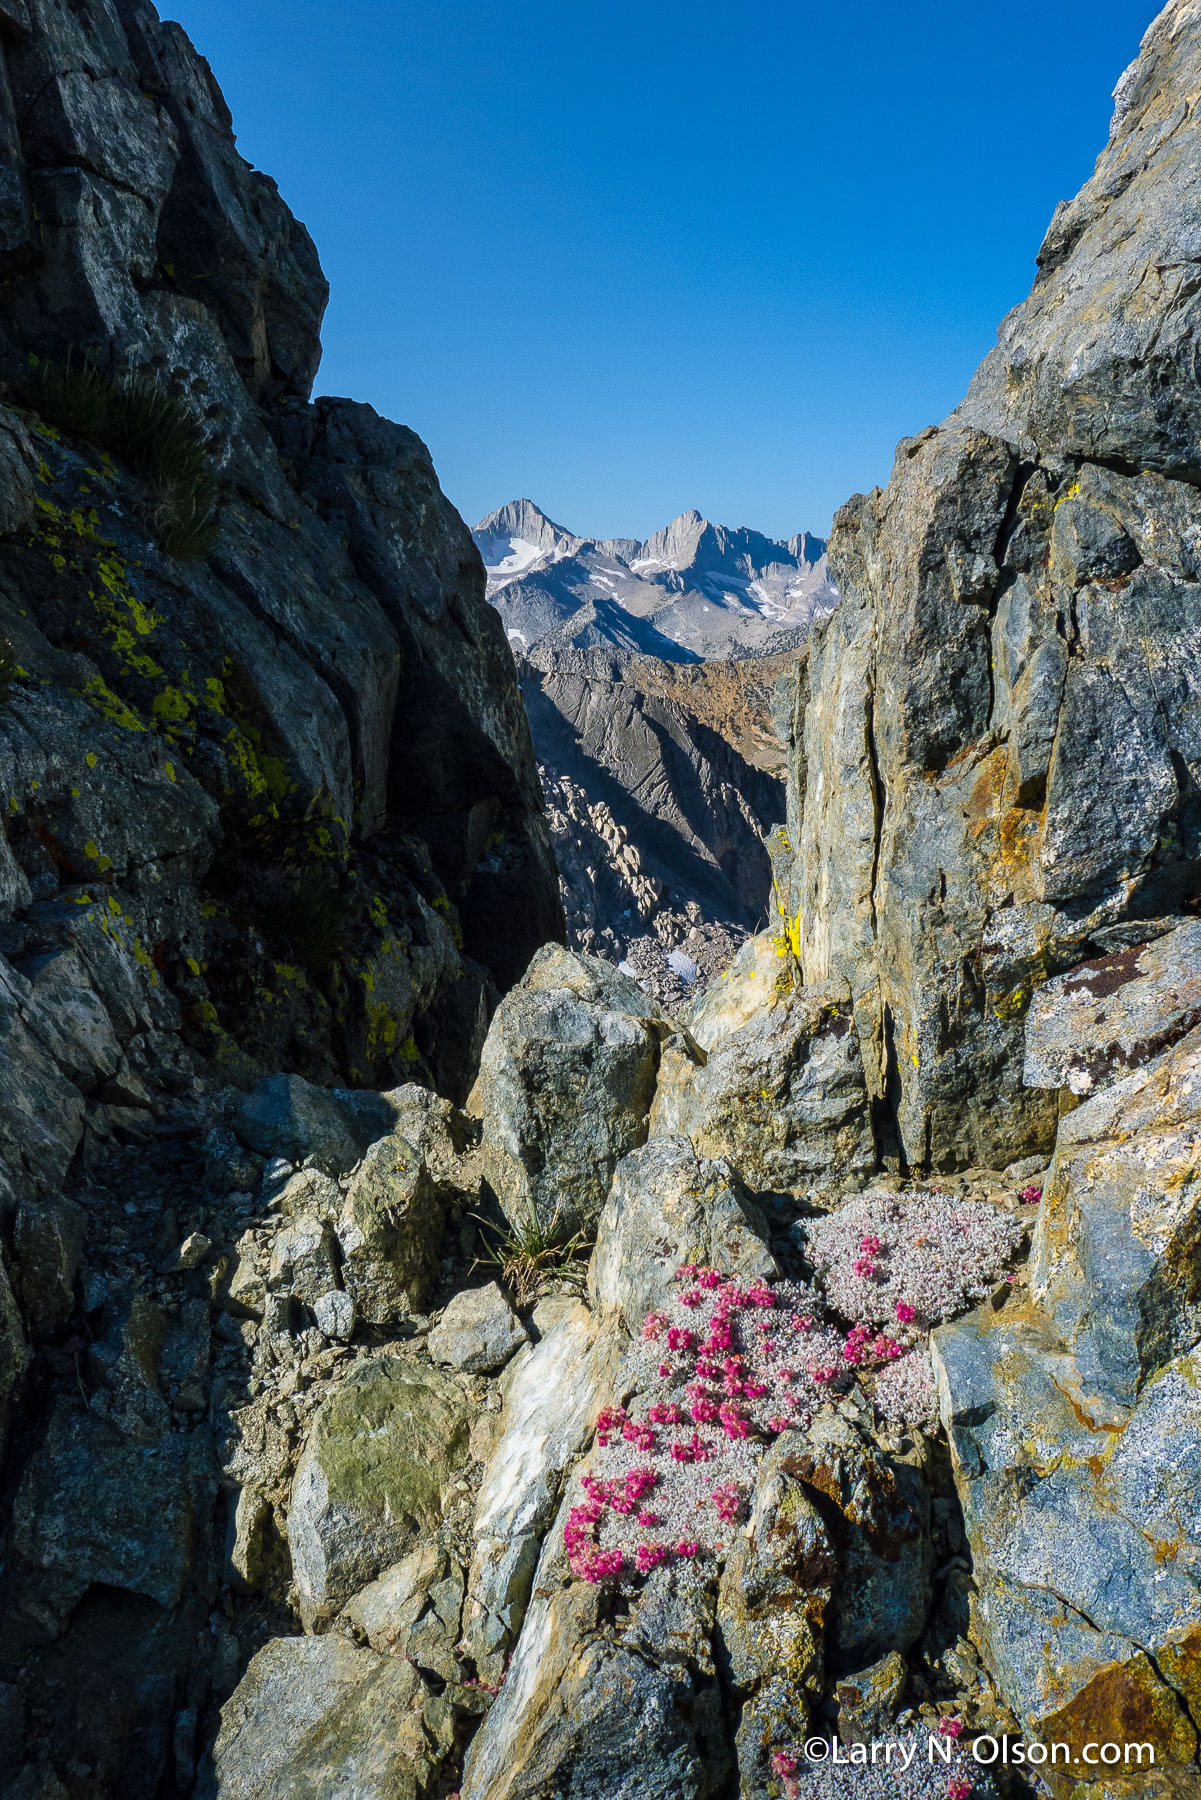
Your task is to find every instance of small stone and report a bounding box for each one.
[428,1282,528,1374]
[175,1232,211,1271]
[836,1650,908,1747]
[313,1289,355,1342]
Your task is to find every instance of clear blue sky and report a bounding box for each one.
[167,0,1154,541]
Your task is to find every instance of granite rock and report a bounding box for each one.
[474,943,671,1234]
[588,1134,777,1336]
[428,1281,528,1374]
[287,1355,470,1629]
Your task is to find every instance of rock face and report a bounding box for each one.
[462,1306,627,1678]
[933,965,1201,1781]
[522,646,785,945]
[1024,918,1201,1097]
[207,1634,455,1800]
[0,0,562,1188]
[588,1135,777,1334]
[651,932,875,1193]
[779,2,1201,1174]
[473,943,671,1233]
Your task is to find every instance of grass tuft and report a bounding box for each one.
[473,1203,591,1309]
[280,866,347,973]
[29,355,220,558]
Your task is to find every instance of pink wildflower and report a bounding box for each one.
[948,1782,972,1800]
[719,1403,749,1440]
[1018,1184,1042,1204]
[938,1718,962,1739]
[895,1300,916,1323]
[771,1752,800,1778]
[635,1543,667,1573]
[675,1539,699,1558]
[711,1482,740,1522]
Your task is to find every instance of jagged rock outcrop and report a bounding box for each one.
[0,1,562,1792]
[0,0,562,1180]
[780,0,1201,1174]
[650,931,875,1194]
[471,943,673,1234]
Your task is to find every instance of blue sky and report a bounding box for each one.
[167,0,1154,540]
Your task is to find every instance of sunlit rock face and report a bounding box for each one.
[786,2,1201,1177]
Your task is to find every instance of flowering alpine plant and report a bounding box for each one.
[1018,1184,1042,1204]
[872,1346,939,1429]
[801,1190,1025,1333]
[765,1734,990,1799]
[564,1267,902,1584]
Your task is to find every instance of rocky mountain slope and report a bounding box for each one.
[521,646,794,996]
[475,499,837,660]
[3,4,1201,1800]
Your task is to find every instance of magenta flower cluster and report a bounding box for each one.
[565,1266,904,1584]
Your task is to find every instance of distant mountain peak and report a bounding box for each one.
[472,500,837,661]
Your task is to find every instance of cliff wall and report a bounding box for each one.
[785,1,1201,1170]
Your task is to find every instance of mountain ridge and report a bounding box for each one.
[473,498,838,659]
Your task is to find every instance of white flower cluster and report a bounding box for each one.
[872,1347,940,1430]
[800,1190,1025,1331]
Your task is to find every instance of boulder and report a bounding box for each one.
[343,1541,465,1682]
[462,1306,627,1678]
[233,1075,379,1175]
[374,1082,478,1194]
[266,1164,341,1221]
[650,938,874,1193]
[428,1281,528,1374]
[588,1135,776,1336]
[834,1651,908,1747]
[473,943,670,1235]
[932,1308,1201,1792]
[266,1214,341,1306]
[207,1633,455,1800]
[336,1135,444,1324]
[287,1355,470,1629]
[312,1289,355,1342]
[1024,919,1201,1097]
[1030,1022,1201,1405]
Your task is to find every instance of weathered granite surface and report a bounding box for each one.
[785,1,1201,1173]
